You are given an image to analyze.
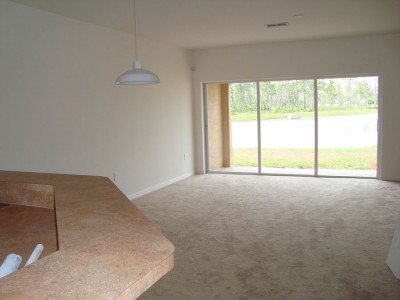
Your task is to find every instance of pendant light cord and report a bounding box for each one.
[133,0,139,61]
[115,0,160,83]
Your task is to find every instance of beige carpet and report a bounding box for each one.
[135,174,400,299]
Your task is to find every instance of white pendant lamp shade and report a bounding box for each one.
[116,60,160,85]
[116,0,159,85]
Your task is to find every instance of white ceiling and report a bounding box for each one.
[10,0,400,49]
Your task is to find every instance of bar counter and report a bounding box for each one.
[0,170,174,299]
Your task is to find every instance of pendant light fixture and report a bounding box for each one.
[116,0,160,85]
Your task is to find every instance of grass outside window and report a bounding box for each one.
[232,108,377,122]
[233,147,377,170]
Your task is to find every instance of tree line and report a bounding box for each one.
[230,78,378,113]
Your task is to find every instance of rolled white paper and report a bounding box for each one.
[0,253,22,278]
[25,244,44,266]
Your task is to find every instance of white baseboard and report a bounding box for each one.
[128,172,194,200]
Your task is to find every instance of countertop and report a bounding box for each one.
[0,170,174,299]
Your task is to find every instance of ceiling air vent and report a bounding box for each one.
[265,22,289,28]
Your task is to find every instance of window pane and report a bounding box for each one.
[317,77,378,177]
[230,82,258,173]
[260,80,315,175]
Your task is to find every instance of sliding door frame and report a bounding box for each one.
[314,78,319,177]
[203,83,210,174]
[203,74,380,179]
[256,81,262,174]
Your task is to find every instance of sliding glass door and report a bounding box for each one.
[317,77,378,177]
[260,80,315,175]
[206,83,258,173]
[230,82,258,173]
[205,76,378,178]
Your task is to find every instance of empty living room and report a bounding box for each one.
[1,0,400,299]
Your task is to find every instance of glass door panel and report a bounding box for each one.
[230,82,258,173]
[260,80,315,175]
[317,77,378,177]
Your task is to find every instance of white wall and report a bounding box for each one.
[192,33,400,180]
[0,0,194,196]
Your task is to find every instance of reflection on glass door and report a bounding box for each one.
[317,77,378,177]
[260,80,315,175]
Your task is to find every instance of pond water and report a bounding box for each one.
[232,113,378,148]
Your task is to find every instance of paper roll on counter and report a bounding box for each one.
[0,254,22,278]
[25,244,44,266]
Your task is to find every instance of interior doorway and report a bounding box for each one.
[204,76,379,178]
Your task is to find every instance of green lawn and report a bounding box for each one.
[232,108,378,121]
[233,147,377,170]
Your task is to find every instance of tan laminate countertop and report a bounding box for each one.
[0,170,174,299]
